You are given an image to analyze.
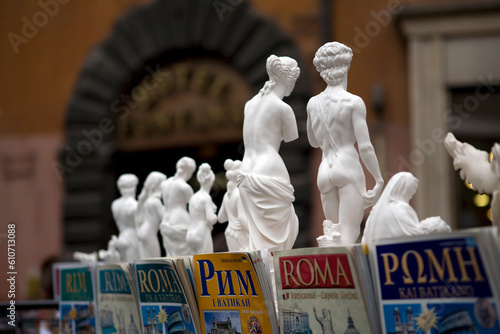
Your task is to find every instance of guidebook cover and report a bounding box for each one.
[57,263,97,334]
[96,263,142,334]
[273,247,374,334]
[134,259,199,334]
[369,231,500,334]
[193,252,274,334]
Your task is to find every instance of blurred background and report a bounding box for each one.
[0,0,499,302]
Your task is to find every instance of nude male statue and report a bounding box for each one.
[159,157,196,256]
[307,42,384,244]
[238,54,300,251]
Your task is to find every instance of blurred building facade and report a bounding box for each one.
[0,0,499,300]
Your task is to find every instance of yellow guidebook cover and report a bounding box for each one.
[193,252,276,334]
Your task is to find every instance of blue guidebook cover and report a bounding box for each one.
[56,263,98,334]
[369,229,500,334]
[134,259,199,334]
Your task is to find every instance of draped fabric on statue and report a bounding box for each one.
[161,220,191,256]
[237,172,299,251]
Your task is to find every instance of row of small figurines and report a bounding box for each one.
[74,157,249,263]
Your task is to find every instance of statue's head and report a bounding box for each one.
[224,159,242,182]
[197,163,215,189]
[176,156,196,180]
[260,55,300,96]
[143,171,166,192]
[386,172,419,203]
[117,173,138,196]
[313,42,353,86]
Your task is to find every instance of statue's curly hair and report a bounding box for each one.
[313,42,353,86]
[259,55,300,96]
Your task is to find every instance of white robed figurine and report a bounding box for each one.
[112,173,140,261]
[361,172,451,244]
[238,54,300,251]
[307,42,384,245]
[186,163,218,254]
[444,132,500,233]
[218,159,249,251]
[160,157,196,256]
[136,171,166,259]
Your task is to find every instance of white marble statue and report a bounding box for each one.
[186,163,218,254]
[112,173,140,261]
[73,235,121,264]
[316,219,342,247]
[218,159,250,252]
[73,251,98,264]
[136,171,166,259]
[98,235,121,263]
[307,41,384,245]
[160,157,196,256]
[444,132,500,233]
[361,172,451,244]
[237,54,300,251]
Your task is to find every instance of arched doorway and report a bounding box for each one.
[59,0,312,253]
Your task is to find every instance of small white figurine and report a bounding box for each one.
[112,173,140,261]
[419,216,452,235]
[73,235,122,264]
[307,41,384,245]
[98,235,121,263]
[316,220,342,247]
[160,157,196,256]
[73,251,98,264]
[238,54,300,251]
[186,163,218,254]
[218,159,250,252]
[444,132,500,232]
[136,171,166,259]
[361,172,451,244]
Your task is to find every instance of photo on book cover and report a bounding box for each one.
[202,310,242,334]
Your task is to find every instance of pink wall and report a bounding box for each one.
[0,135,63,300]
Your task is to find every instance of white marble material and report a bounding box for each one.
[445,132,500,233]
[136,171,166,259]
[316,220,342,247]
[186,163,218,254]
[218,159,249,252]
[361,172,451,244]
[159,157,196,256]
[238,54,300,251]
[307,42,384,245]
[98,235,121,263]
[112,173,140,261]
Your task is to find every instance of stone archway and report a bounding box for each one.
[59,0,312,253]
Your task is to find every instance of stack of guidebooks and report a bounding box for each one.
[53,227,500,334]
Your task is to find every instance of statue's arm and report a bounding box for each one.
[182,184,194,204]
[352,98,384,197]
[152,198,165,222]
[281,104,298,143]
[306,98,320,148]
[218,195,228,223]
[205,199,218,225]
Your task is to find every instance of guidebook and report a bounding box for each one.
[273,246,376,334]
[134,258,200,334]
[193,252,278,334]
[96,262,142,334]
[55,262,98,334]
[368,228,500,334]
